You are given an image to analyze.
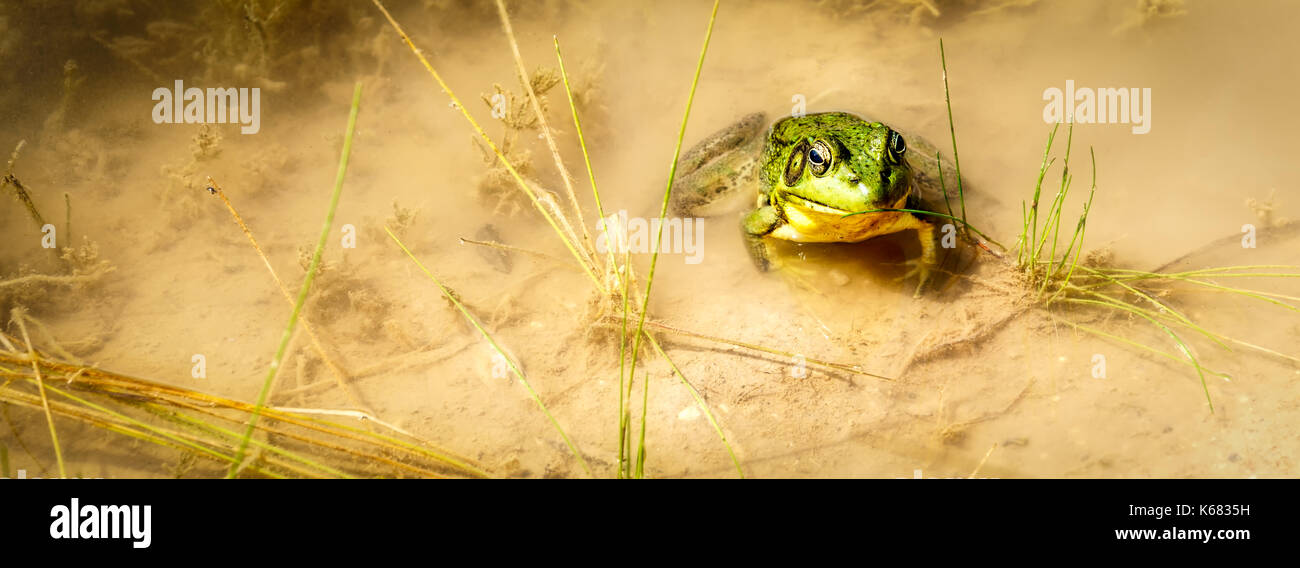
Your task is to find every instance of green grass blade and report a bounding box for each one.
[619,245,632,478]
[644,331,743,478]
[1046,148,1096,304]
[938,39,967,227]
[227,82,362,478]
[1050,315,1231,380]
[635,370,649,479]
[840,208,1005,250]
[385,227,593,477]
[625,0,720,454]
[554,37,614,263]
[152,403,353,478]
[937,151,955,220]
[554,35,634,478]
[1034,123,1073,271]
[1066,297,1215,412]
[41,383,274,476]
[14,317,65,478]
[1070,281,1230,351]
[1023,124,1060,266]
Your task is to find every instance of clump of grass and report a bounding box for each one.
[10,307,65,478]
[931,41,1296,412]
[845,38,1299,413]
[1009,116,1300,412]
[0,343,489,478]
[373,0,764,478]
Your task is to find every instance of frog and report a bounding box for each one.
[670,111,961,296]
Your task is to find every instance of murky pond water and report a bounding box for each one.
[2,0,1297,478]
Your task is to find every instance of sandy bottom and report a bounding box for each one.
[1,0,1298,478]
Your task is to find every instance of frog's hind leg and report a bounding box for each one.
[897,215,938,297]
[670,113,766,216]
[741,205,781,271]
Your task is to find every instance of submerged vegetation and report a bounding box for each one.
[848,39,1300,413]
[1,0,1295,478]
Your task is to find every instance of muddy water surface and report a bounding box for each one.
[1,0,1297,478]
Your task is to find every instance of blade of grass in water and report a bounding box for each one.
[840,208,1004,250]
[1021,124,1060,266]
[1067,297,1215,412]
[1048,314,1232,379]
[385,227,593,478]
[644,331,744,477]
[555,36,619,276]
[618,245,633,477]
[556,35,633,476]
[635,370,649,478]
[12,311,65,478]
[42,382,289,477]
[939,39,967,228]
[625,0,720,478]
[227,82,362,478]
[1033,123,1074,272]
[1045,148,1096,305]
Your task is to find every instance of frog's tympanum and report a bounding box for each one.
[672,111,951,295]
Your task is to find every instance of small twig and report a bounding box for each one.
[3,173,46,230]
[458,236,578,268]
[968,443,998,478]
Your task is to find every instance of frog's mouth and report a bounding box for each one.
[782,193,852,215]
[782,186,910,216]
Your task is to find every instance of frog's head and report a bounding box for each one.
[759,112,911,213]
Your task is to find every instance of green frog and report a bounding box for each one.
[671,111,959,296]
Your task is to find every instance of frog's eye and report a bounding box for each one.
[783,142,808,186]
[807,140,833,177]
[887,130,907,162]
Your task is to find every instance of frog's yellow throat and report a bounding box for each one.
[770,191,920,244]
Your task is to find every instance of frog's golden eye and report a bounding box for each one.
[887,130,907,162]
[783,142,808,186]
[807,140,833,177]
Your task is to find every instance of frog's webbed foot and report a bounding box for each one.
[895,257,934,298]
[741,205,781,271]
[895,217,939,298]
